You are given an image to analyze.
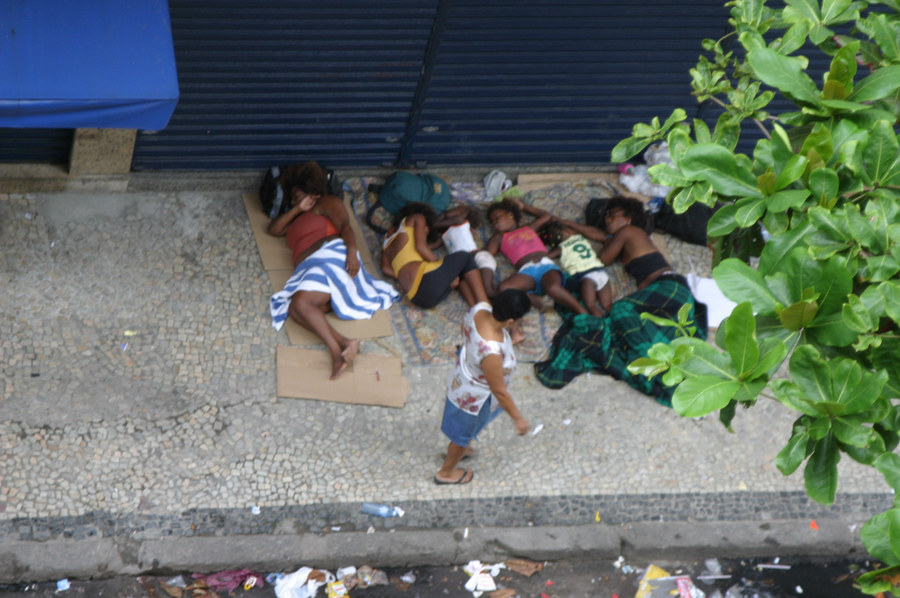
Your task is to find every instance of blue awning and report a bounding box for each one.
[0,0,179,130]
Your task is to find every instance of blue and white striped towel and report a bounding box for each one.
[270,239,400,331]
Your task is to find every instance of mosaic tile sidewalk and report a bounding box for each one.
[0,183,889,554]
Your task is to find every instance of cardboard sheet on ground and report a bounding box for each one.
[242,192,393,346]
[276,345,408,408]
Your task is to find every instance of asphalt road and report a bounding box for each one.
[0,555,875,597]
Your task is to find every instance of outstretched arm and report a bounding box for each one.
[511,198,552,231]
[558,218,609,242]
[481,353,529,436]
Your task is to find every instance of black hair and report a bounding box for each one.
[538,220,564,249]
[280,161,328,197]
[605,196,647,230]
[486,199,521,228]
[491,289,532,322]
[392,202,437,230]
[460,203,484,228]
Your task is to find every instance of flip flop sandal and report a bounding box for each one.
[433,468,474,485]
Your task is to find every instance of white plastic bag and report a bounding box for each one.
[274,566,336,598]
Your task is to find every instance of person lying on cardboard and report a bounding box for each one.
[268,162,399,380]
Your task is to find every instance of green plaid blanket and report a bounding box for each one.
[534,275,707,406]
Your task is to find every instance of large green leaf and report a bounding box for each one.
[843,294,876,332]
[611,136,654,163]
[734,196,768,227]
[808,167,839,205]
[747,47,821,105]
[867,13,900,61]
[713,258,781,314]
[773,154,809,190]
[858,564,900,594]
[771,379,823,416]
[672,376,742,417]
[776,417,813,475]
[758,224,814,276]
[833,416,879,448]
[680,144,763,197]
[724,302,759,377]
[849,65,900,102]
[861,509,900,566]
[766,189,810,213]
[670,337,735,379]
[648,163,691,188]
[875,453,900,494]
[806,311,860,347]
[745,336,788,379]
[772,21,813,54]
[881,281,900,323]
[707,203,740,236]
[778,299,819,330]
[809,206,852,243]
[827,39,859,90]
[862,253,900,282]
[864,120,900,185]
[804,433,840,505]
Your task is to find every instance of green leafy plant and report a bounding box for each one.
[612,0,900,592]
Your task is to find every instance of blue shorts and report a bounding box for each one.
[440,397,504,447]
[519,257,562,295]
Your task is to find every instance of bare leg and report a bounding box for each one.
[597,283,613,314]
[498,273,536,293]
[581,279,605,316]
[510,320,525,345]
[288,291,358,380]
[542,271,587,315]
[458,268,489,306]
[436,442,474,484]
[480,267,498,298]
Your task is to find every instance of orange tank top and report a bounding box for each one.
[286,212,339,265]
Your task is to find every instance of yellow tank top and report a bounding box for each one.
[383,218,443,299]
[383,218,422,273]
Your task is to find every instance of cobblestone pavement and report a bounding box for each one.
[0,182,891,580]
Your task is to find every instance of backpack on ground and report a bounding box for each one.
[258,163,340,219]
[364,172,451,235]
[653,201,712,246]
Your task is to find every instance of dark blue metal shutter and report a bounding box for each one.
[0,129,72,164]
[405,0,731,166]
[132,0,437,170]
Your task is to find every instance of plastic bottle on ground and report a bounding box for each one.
[361,502,396,517]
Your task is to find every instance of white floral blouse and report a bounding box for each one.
[446,302,517,415]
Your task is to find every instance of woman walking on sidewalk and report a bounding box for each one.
[435,289,532,485]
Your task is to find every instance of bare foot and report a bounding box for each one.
[330,354,349,380]
[341,338,360,364]
[589,305,607,317]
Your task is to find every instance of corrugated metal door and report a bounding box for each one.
[0,129,72,164]
[133,0,731,170]
[132,0,437,170]
[404,0,731,166]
